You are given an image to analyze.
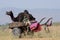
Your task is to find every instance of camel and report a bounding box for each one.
[6,11,27,38]
[6,10,36,31]
[39,17,52,33]
[44,17,52,33]
[6,10,36,38]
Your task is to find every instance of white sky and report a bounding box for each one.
[0,0,60,25]
[0,0,60,9]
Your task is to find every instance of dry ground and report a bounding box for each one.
[0,24,60,40]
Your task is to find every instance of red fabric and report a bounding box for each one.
[30,22,38,31]
[32,23,42,32]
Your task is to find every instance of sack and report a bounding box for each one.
[30,22,42,32]
[32,23,42,32]
[30,22,38,30]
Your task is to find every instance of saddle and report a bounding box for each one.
[9,22,25,29]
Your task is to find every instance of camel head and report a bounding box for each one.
[6,11,13,16]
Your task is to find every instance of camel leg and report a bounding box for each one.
[27,27,31,35]
[19,27,27,38]
[27,27,34,36]
[27,27,30,35]
[47,27,50,33]
[44,26,47,32]
[44,26,50,33]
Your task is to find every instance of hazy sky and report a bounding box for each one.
[0,0,60,9]
[0,0,60,25]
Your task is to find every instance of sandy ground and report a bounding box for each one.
[0,25,60,40]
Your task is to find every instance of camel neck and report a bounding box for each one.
[10,13,15,21]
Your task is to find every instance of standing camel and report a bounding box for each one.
[6,11,27,38]
[44,17,52,33]
[6,10,36,38]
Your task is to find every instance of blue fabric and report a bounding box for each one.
[12,27,21,36]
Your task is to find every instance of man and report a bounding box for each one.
[24,10,36,21]
[23,10,42,32]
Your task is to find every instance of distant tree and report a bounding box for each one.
[0,25,1,26]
